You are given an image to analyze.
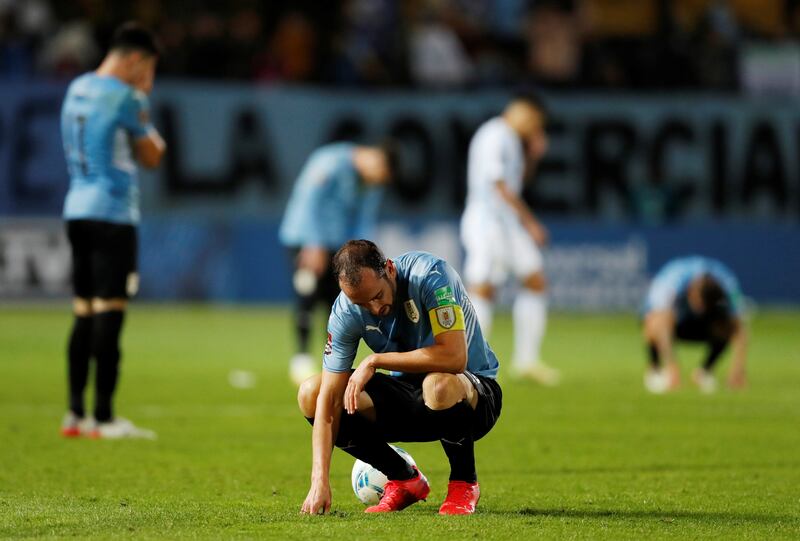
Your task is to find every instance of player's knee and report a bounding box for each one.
[297,374,321,418]
[642,313,660,341]
[92,297,128,313]
[73,298,92,317]
[523,272,547,292]
[422,373,460,411]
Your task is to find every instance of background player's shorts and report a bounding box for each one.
[67,219,138,299]
[364,372,502,443]
[460,211,543,286]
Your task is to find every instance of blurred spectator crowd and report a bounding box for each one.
[2,0,800,92]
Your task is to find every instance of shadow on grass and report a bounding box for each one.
[487,461,800,477]
[510,507,798,525]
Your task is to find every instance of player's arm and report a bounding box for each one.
[344,273,469,414]
[494,181,548,245]
[368,330,467,374]
[344,330,466,415]
[353,187,385,240]
[294,162,338,275]
[727,318,748,389]
[133,129,166,169]
[644,308,680,383]
[301,369,350,515]
[121,89,166,169]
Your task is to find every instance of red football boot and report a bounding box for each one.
[365,467,430,513]
[438,481,480,515]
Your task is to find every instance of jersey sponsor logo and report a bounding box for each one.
[324,332,332,356]
[365,324,383,335]
[404,299,420,323]
[436,306,456,329]
[434,285,456,306]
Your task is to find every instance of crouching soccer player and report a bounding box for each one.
[642,256,748,394]
[298,240,502,515]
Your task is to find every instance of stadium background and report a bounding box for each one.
[1,0,799,306]
[1,1,800,539]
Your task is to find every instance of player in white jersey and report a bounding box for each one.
[460,93,559,385]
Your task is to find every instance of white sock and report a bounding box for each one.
[512,289,547,368]
[471,295,494,339]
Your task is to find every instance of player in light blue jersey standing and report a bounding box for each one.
[298,240,502,515]
[279,143,397,385]
[60,23,166,439]
[642,256,748,394]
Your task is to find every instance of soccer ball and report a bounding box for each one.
[351,445,416,505]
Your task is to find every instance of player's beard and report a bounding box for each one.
[382,276,398,317]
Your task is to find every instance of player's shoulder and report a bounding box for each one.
[475,116,514,141]
[311,142,355,163]
[394,251,451,288]
[395,250,444,272]
[67,73,139,111]
[329,290,363,324]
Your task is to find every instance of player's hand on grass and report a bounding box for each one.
[301,481,332,515]
[344,356,377,414]
[727,368,747,390]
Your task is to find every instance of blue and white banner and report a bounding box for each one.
[1,82,800,222]
[2,218,797,307]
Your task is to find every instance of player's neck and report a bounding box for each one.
[96,55,135,87]
[501,113,525,138]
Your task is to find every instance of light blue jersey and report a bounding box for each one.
[279,143,384,250]
[323,251,499,379]
[61,73,152,225]
[644,256,743,319]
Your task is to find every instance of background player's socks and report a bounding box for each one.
[92,310,125,422]
[703,339,729,371]
[512,289,547,368]
[471,295,494,338]
[294,290,314,353]
[334,414,415,480]
[648,343,660,368]
[67,315,93,418]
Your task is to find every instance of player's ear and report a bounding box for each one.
[385,259,396,278]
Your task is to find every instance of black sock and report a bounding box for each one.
[295,292,315,353]
[703,339,729,370]
[427,401,477,483]
[441,438,477,483]
[647,343,660,369]
[92,310,125,422]
[67,315,93,417]
[305,414,415,481]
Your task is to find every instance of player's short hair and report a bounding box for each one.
[699,274,730,319]
[333,240,387,287]
[110,22,161,57]
[508,88,548,118]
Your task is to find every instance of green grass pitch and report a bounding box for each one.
[1,305,799,539]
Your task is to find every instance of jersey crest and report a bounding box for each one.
[404,299,420,323]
